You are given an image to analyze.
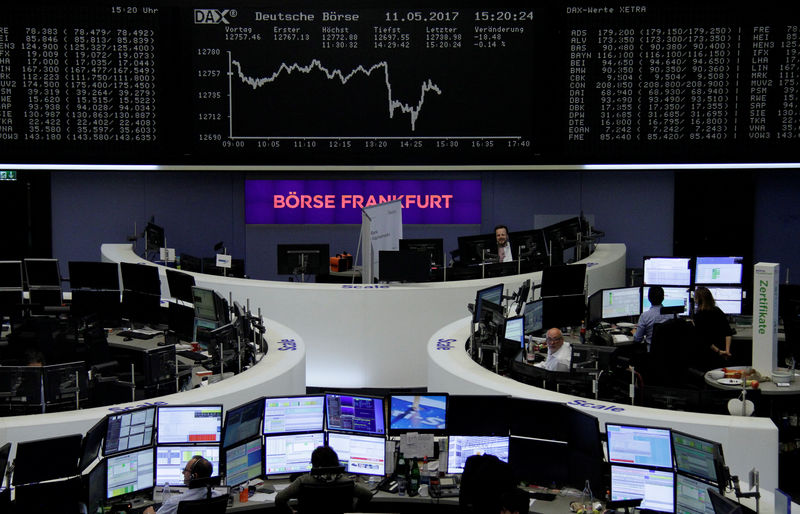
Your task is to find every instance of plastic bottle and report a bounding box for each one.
[580,320,586,344]
[581,479,593,511]
[162,482,171,504]
[409,458,421,495]
[397,453,407,496]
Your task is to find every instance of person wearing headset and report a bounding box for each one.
[144,456,219,514]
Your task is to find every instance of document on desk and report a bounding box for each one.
[399,432,435,459]
[613,334,632,344]
[249,492,277,502]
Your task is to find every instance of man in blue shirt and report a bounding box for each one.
[633,286,672,351]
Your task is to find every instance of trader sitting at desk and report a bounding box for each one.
[534,328,571,372]
[495,225,513,263]
[144,456,219,514]
[632,285,671,351]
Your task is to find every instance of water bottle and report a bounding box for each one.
[162,482,171,504]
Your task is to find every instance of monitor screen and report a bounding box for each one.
[12,434,82,486]
[643,287,691,316]
[225,438,263,487]
[676,473,716,514]
[155,446,220,486]
[120,262,161,295]
[71,289,122,327]
[192,286,218,322]
[672,431,722,484]
[79,418,107,473]
[325,393,385,435]
[694,257,743,286]
[447,396,510,436]
[643,257,692,286]
[378,250,430,283]
[327,433,386,476]
[43,361,88,405]
[523,300,544,334]
[167,302,196,342]
[145,222,165,252]
[447,436,510,474]
[121,290,162,326]
[607,424,673,469]
[399,238,444,266]
[389,394,447,432]
[68,261,120,291]
[223,398,264,449]
[601,287,642,320]
[504,316,525,348]
[702,287,743,316]
[610,465,675,513]
[540,264,586,297]
[0,261,23,289]
[104,406,156,457]
[106,447,155,500]
[707,488,743,514]
[24,258,61,287]
[542,295,586,329]
[157,405,223,445]
[473,283,504,323]
[166,269,195,303]
[144,345,176,385]
[276,244,330,275]
[457,233,495,265]
[264,433,325,476]
[264,395,325,435]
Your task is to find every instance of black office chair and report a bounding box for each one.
[175,494,229,514]
[296,468,357,514]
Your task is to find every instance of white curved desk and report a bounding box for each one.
[0,319,305,455]
[102,243,626,388]
[427,317,780,494]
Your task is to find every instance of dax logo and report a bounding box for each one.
[194,9,235,24]
[435,338,457,350]
[278,339,297,351]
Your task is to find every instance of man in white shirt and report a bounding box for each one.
[144,456,219,514]
[495,225,513,262]
[534,327,572,372]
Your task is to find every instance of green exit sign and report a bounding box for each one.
[0,171,18,181]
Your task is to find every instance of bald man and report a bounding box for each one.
[144,456,219,514]
[534,328,572,372]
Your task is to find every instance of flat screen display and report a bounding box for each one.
[504,316,524,347]
[327,433,386,476]
[523,300,543,334]
[104,407,156,457]
[389,394,447,431]
[24,259,61,287]
[643,257,692,286]
[0,261,23,289]
[106,448,155,500]
[643,287,691,316]
[601,287,642,319]
[610,465,675,513]
[68,261,120,290]
[119,262,161,295]
[225,439,263,487]
[263,395,325,435]
[223,398,264,448]
[702,287,743,316]
[672,431,721,484]
[325,393,385,435]
[474,284,504,323]
[694,257,743,286]
[446,435,510,474]
[157,405,222,444]
[676,473,716,514]
[607,424,673,469]
[155,445,220,486]
[264,433,325,476]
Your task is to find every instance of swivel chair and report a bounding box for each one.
[175,494,229,514]
[296,465,357,514]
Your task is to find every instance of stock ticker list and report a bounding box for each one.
[0,6,160,158]
[564,4,800,159]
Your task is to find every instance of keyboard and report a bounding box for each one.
[118,330,158,340]
[177,350,209,362]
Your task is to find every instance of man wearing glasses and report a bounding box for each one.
[144,456,219,514]
[534,327,572,372]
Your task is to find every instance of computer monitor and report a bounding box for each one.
[68,261,120,291]
[606,424,673,469]
[457,233,496,265]
[513,280,531,314]
[143,345,176,386]
[707,487,743,514]
[0,260,23,289]
[276,244,330,276]
[447,395,510,436]
[24,258,61,287]
[223,398,264,449]
[43,361,89,407]
[155,445,220,486]
[508,229,546,261]
[179,254,202,273]
[378,250,430,283]
[672,430,724,485]
[446,436,510,474]
[167,302,195,342]
[325,393,385,436]
[542,295,586,329]
[504,316,525,348]
[106,447,155,500]
[71,290,122,327]
[12,434,82,485]
[80,418,107,473]
[473,283,504,323]
[121,290,162,326]
[145,222,165,253]
[165,269,195,303]
[676,473,716,514]
[104,406,156,457]
[389,394,448,432]
[157,405,223,445]
[263,395,325,435]
[694,257,743,286]
[0,442,10,486]
[264,432,325,476]
[600,287,642,320]
[610,464,675,513]
[86,460,106,514]
[701,287,743,316]
[540,265,586,297]
[643,257,692,286]
[643,287,691,316]
[0,365,42,407]
[224,438,263,487]
[523,300,544,334]
[399,238,444,266]
[508,436,570,487]
[192,286,219,322]
[120,262,161,295]
[327,433,386,476]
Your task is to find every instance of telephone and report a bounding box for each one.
[429,476,459,498]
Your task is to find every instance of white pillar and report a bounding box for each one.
[752,262,780,376]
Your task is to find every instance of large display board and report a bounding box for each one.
[1,1,799,166]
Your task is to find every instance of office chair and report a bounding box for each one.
[296,480,356,514]
[175,494,229,514]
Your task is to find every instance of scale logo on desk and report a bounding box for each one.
[435,338,456,351]
[277,339,297,351]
